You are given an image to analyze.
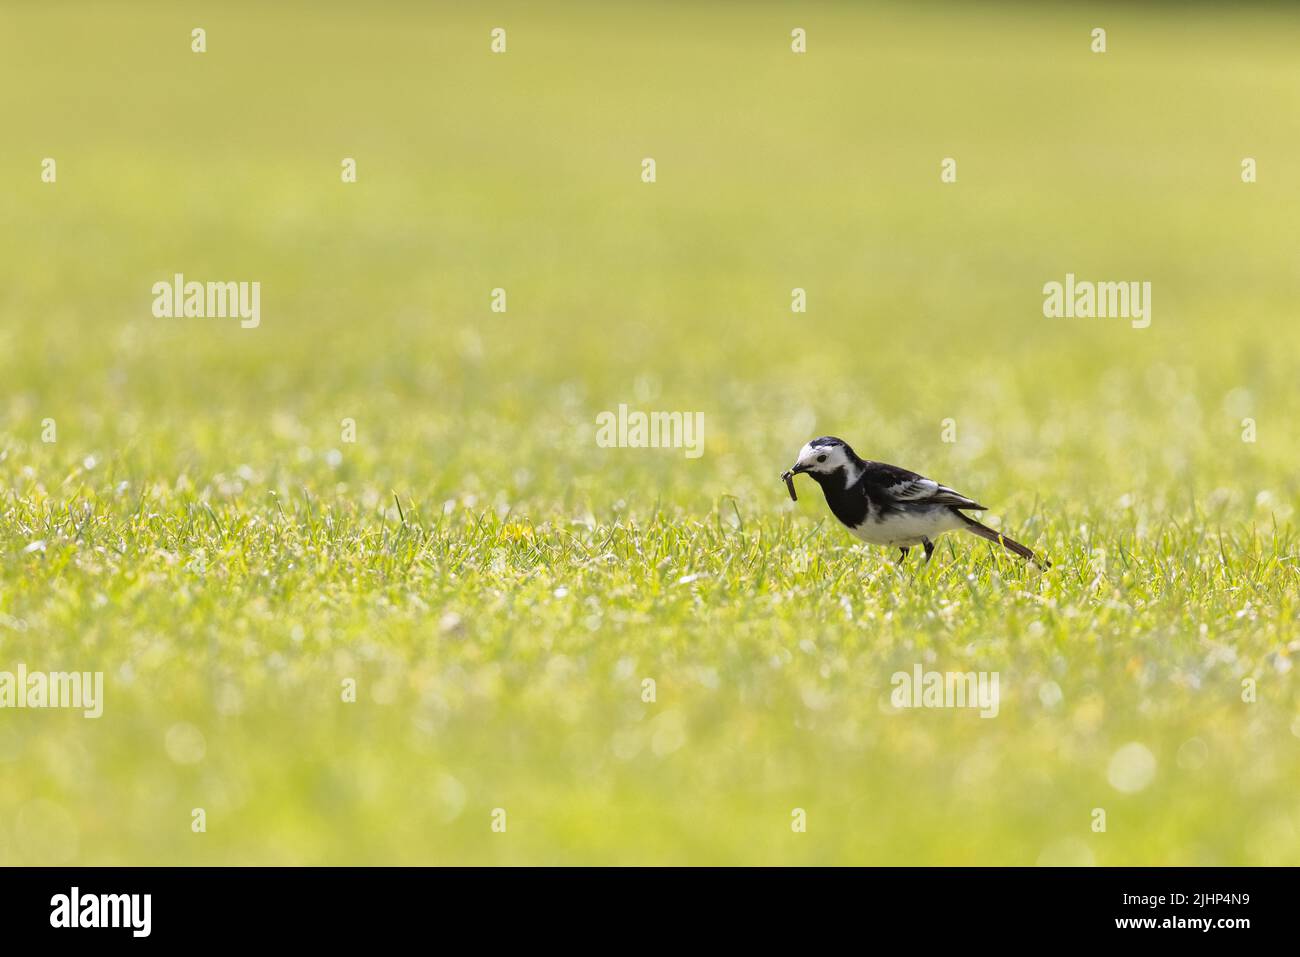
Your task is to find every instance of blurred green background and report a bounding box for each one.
[0,1,1297,864]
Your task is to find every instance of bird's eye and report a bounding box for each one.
[816,454,827,463]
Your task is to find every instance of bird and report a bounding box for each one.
[782,436,1048,568]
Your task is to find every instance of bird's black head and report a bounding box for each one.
[785,436,863,486]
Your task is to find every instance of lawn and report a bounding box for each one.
[0,1,1297,865]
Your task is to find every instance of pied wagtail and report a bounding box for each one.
[782,436,1049,568]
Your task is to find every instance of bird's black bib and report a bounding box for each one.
[808,470,872,530]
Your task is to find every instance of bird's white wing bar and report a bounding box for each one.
[885,476,942,500]
[885,477,985,510]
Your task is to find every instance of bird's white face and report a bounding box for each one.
[792,442,850,476]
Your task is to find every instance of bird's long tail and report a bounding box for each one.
[955,511,1050,568]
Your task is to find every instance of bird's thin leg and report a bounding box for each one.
[897,547,909,564]
[922,538,935,563]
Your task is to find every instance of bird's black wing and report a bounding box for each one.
[859,460,987,510]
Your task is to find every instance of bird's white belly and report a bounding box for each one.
[848,509,965,547]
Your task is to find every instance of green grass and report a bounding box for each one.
[1,1,1298,865]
